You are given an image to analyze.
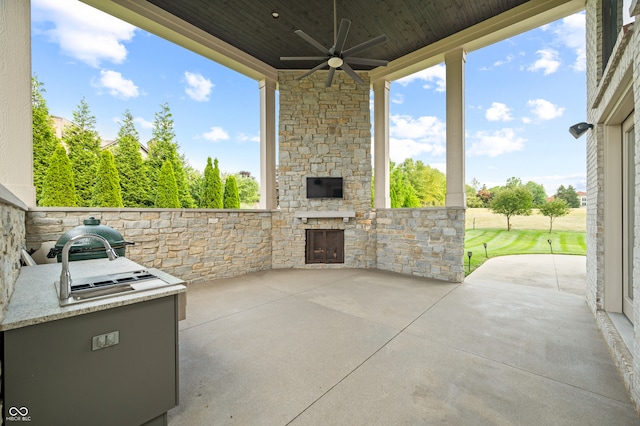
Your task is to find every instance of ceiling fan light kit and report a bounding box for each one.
[280,3,389,88]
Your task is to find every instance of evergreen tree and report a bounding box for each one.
[146,103,195,208]
[155,160,180,208]
[112,110,150,207]
[32,76,60,206]
[93,150,124,207]
[41,145,76,207]
[223,175,240,208]
[555,185,580,208]
[201,157,217,208]
[64,98,101,206]
[212,158,224,208]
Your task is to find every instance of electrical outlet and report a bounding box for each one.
[92,331,120,351]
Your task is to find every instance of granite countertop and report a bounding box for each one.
[1,257,186,332]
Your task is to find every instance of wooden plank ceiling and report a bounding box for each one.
[146,0,530,70]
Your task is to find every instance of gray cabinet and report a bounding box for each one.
[3,295,179,426]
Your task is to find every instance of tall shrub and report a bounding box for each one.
[212,158,223,208]
[41,145,76,207]
[32,77,59,205]
[64,98,100,206]
[155,160,180,208]
[113,110,150,207]
[93,150,123,207]
[223,175,240,209]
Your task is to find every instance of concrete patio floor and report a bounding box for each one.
[168,255,639,425]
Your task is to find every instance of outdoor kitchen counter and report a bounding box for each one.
[1,257,186,331]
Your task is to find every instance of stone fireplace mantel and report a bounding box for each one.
[293,211,356,223]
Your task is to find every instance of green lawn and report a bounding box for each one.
[463,229,586,275]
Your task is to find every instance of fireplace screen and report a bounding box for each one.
[306,230,344,264]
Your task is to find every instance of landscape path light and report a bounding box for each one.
[547,239,553,254]
[483,242,488,258]
[467,251,473,273]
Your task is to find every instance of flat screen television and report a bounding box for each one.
[306,177,343,199]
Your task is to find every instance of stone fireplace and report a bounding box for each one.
[272,70,376,269]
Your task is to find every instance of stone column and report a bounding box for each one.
[373,80,390,208]
[445,48,466,207]
[259,78,277,209]
[0,0,35,206]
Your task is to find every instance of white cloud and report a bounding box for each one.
[467,128,525,157]
[396,65,446,92]
[237,132,260,143]
[527,99,565,120]
[485,102,513,122]
[391,94,404,104]
[92,70,139,99]
[521,117,532,124]
[202,126,229,142]
[184,71,214,102]
[32,0,136,68]
[553,13,586,71]
[134,117,153,130]
[528,49,560,75]
[388,114,446,162]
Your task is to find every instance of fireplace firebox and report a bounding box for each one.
[306,230,344,264]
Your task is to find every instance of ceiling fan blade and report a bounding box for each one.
[342,34,389,58]
[333,19,351,55]
[281,56,328,61]
[340,62,364,84]
[326,68,336,87]
[294,30,331,54]
[295,61,329,80]
[344,57,389,67]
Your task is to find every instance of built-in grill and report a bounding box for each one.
[47,217,133,262]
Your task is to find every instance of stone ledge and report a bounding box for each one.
[293,210,356,223]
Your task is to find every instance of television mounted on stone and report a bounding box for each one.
[306,177,343,199]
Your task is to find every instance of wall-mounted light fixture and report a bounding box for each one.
[569,122,594,139]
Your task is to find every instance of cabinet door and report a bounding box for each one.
[3,296,178,426]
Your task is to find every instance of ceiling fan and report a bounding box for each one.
[280,2,389,87]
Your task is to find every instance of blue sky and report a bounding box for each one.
[32,0,588,196]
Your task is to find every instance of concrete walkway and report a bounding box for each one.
[168,256,639,425]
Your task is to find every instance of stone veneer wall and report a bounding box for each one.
[273,71,377,269]
[0,199,26,315]
[376,208,465,282]
[25,209,272,284]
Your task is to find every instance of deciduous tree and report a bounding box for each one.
[525,181,548,207]
[236,172,260,206]
[489,185,533,231]
[539,199,571,233]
